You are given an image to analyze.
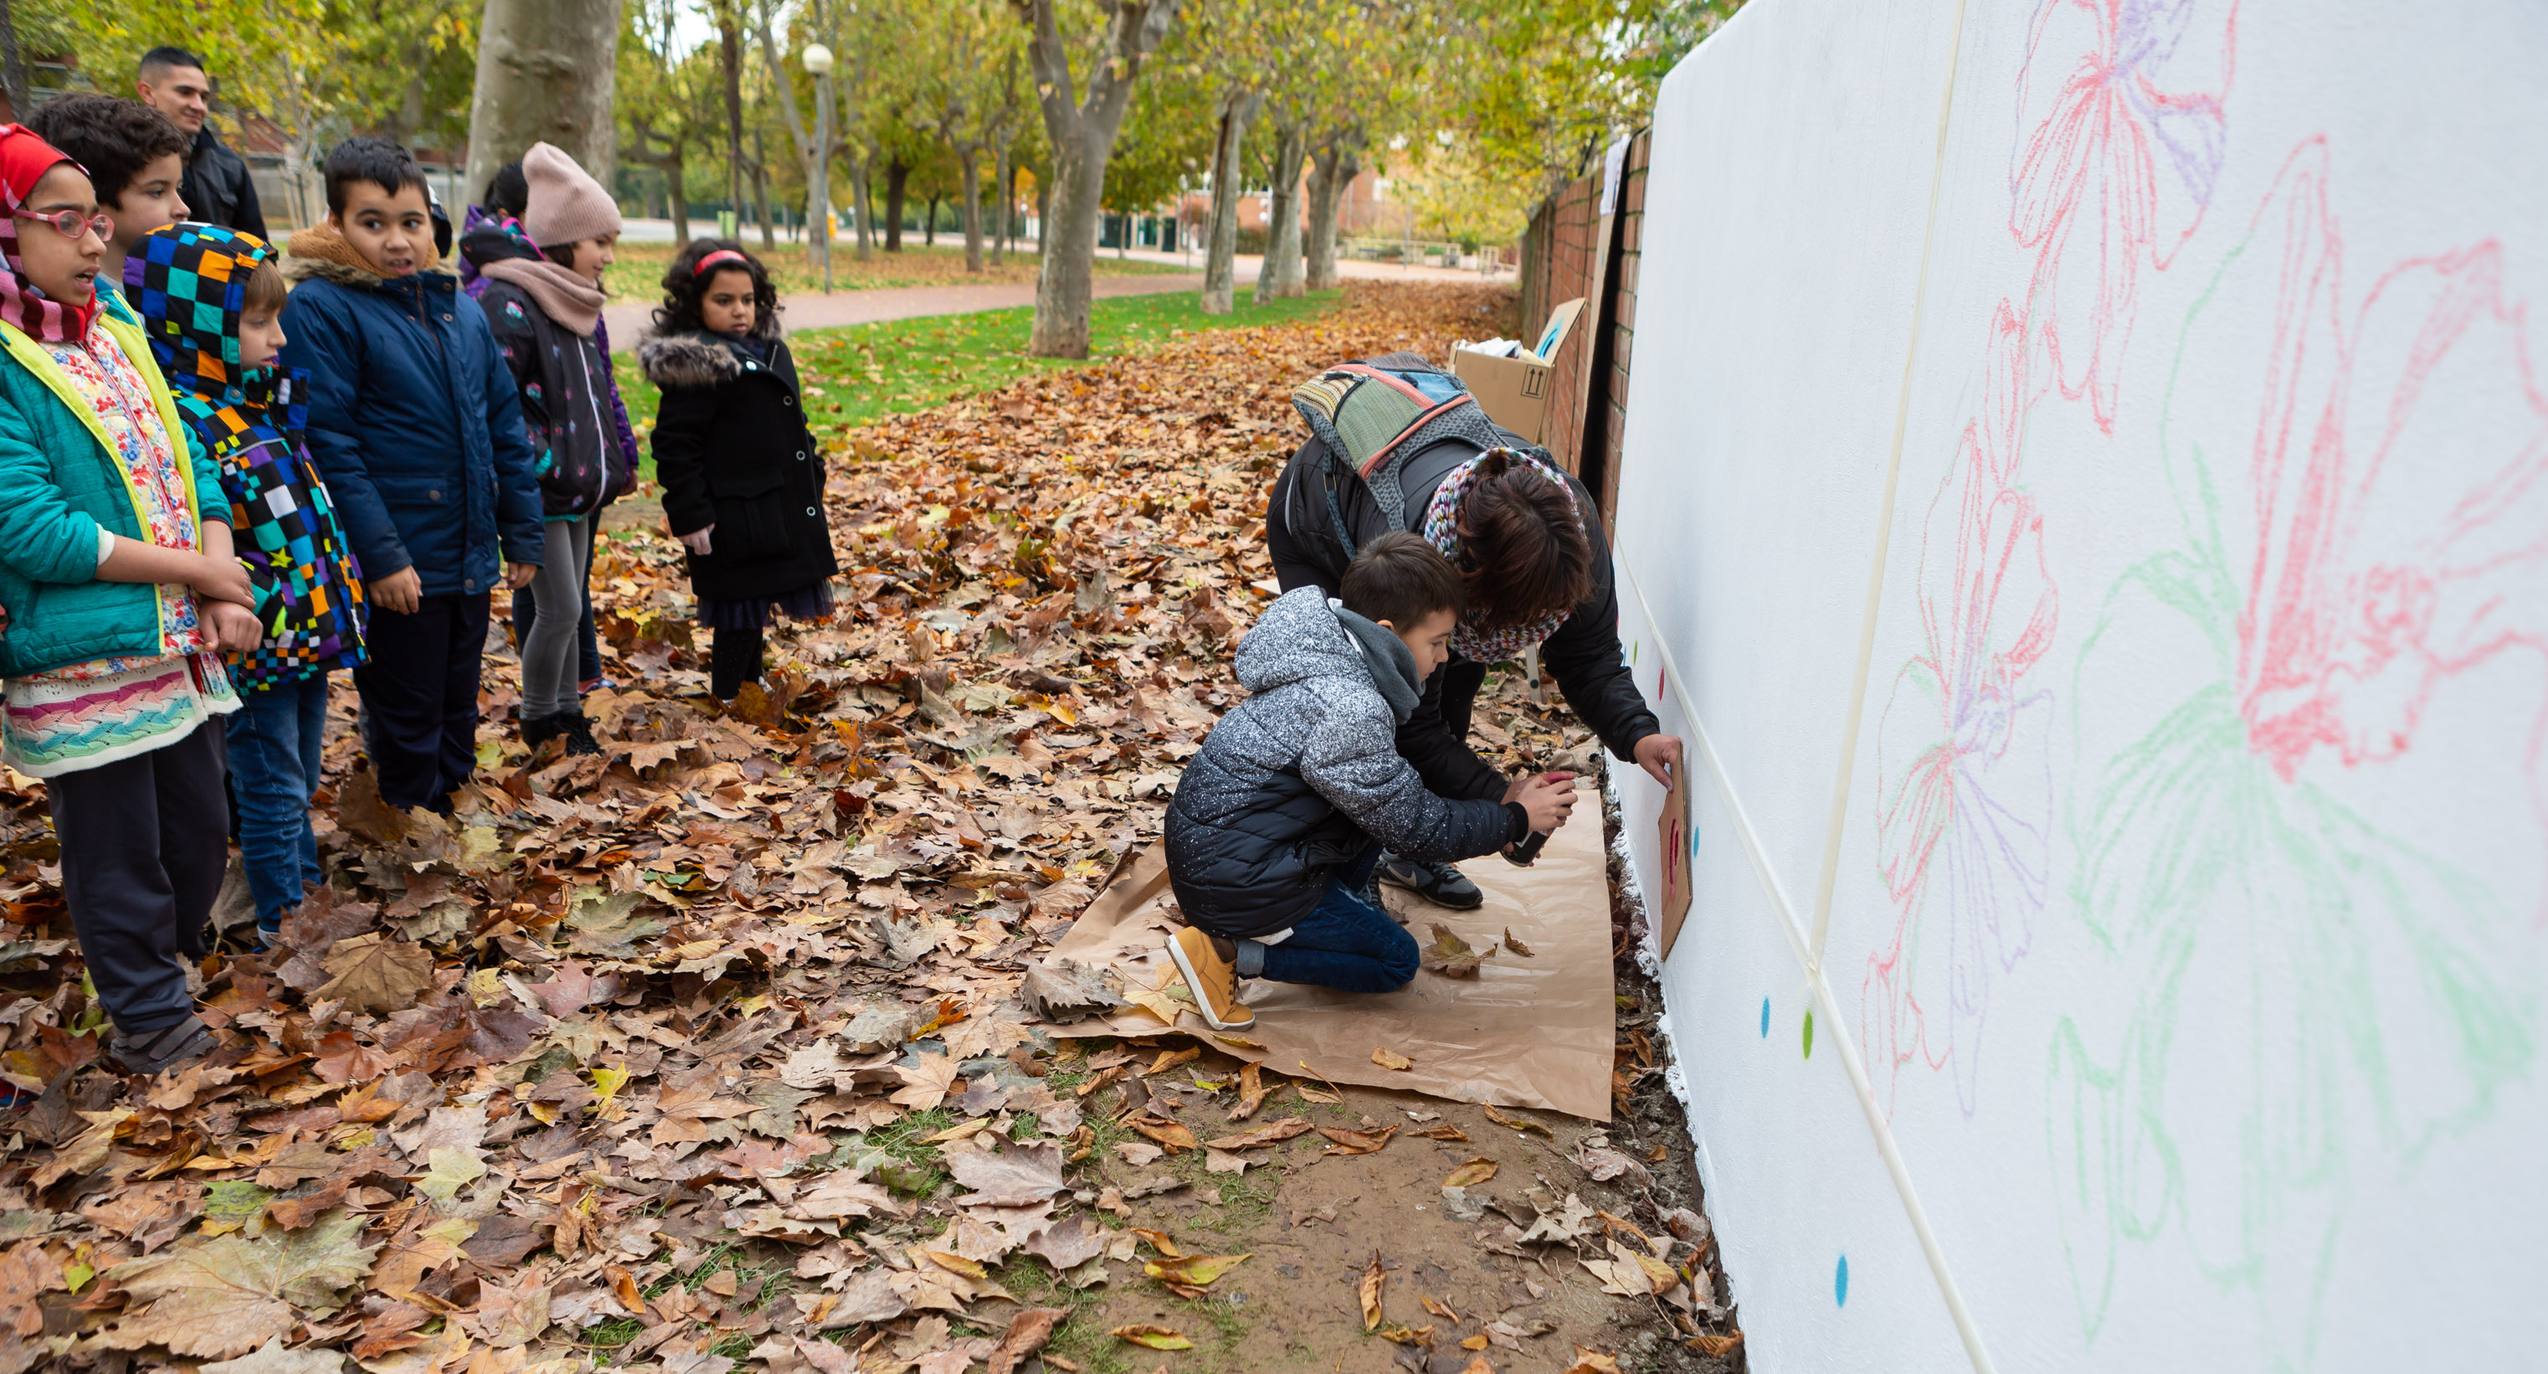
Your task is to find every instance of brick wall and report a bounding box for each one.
[1588,132,1652,530]
[1511,131,1652,534]
[1512,167,1599,480]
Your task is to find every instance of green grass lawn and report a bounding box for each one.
[615,287,1340,474]
[608,239,1189,302]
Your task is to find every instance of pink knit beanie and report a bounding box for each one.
[521,141,622,247]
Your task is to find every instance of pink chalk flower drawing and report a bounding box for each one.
[1863,314,2062,1115]
[2011,0,2238,430]
[2051,139,2548,1342]
[2229,187,2548,795]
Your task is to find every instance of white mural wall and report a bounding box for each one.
[1608,2,2548,1370]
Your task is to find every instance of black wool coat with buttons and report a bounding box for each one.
[638,327,840,603]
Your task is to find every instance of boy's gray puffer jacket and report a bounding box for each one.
[1165,587,1522,939]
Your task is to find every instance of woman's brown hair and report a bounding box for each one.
[1455,452,1593,630]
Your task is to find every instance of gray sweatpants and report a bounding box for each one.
[521,516,595,720]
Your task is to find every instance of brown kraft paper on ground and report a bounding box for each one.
[1049,783,1615,1121]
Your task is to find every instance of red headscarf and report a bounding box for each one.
[0,123,99,344]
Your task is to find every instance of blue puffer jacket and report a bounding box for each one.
[279,226,542,598]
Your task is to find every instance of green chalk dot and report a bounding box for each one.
[1802,1008,1815,1059]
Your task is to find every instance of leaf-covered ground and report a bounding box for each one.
[0,283,1739,1373]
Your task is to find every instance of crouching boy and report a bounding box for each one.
[1163,533,1577,1029]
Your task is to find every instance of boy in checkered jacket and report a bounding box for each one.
[127,222,368,943]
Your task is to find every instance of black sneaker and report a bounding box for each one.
[1376,853,1485,910]
[561,714,603,757]
[108,1016,216,1075]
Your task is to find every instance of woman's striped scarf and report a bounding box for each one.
[1420,447,1582,664]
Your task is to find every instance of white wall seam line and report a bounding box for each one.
[1801,0,1978,986]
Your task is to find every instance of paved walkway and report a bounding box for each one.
[603,269,1204,353]
[602,233,1509,353]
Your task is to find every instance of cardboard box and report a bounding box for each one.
[1450,297,1587,444]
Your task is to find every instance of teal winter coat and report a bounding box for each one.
[0,291,230,677]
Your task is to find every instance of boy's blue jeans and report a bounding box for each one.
[225,675,328,929]
[1237,848,1420,994]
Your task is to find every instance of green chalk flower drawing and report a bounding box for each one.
[2050,139,2547,1367]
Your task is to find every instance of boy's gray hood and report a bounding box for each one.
[1235,587,1422,723]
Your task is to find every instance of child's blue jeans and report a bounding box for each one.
[225,675,328,929]
[1237,848,1420,994]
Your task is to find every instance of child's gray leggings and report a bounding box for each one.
[521,515,595,720]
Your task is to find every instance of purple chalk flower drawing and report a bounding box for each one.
[2012,0,2238,431]
[1862,306,2061,1116]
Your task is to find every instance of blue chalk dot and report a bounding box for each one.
[1836,1254,1850,1306]
[1759,997,1770,1038]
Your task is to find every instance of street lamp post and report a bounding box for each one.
[803,42,837,293]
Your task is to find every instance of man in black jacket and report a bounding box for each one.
[1268,365,1684,910]
[135,46,267,240]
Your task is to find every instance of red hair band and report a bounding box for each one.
[693,249,749,278]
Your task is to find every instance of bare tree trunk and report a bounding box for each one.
[465,0,623,204]
[849,152,875,260]
[1014,0,1174,359]
[884,159,909,252]
[1254,120,1307,304]
[958,151,986,272]
[390,69,427,146]
[925,193,942,246]
[752,0,817,258]
[990,143,1010,266]
[1200,88,1259,316]
[1033,138,1107,352]
[717,4,749,216]
[1304,138,1352,292]
[752,127,777,249]
[664,157,690,243]
[1035,174,1049,258]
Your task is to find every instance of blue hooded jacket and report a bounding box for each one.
[278,224,541,598]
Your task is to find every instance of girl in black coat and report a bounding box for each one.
[637,241,839,699]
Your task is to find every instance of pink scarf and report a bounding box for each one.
[0,124,99,345]
[478,256,605,337]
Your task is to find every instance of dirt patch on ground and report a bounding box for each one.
[1025,746,1743,1374]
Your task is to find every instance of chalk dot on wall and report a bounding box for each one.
[1759,997,1770,1038]
[1802,1009,1815,1059]
[1835,1254,1849,1306]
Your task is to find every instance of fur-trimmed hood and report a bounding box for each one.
[284,224,456,293]
[637,325,785,390]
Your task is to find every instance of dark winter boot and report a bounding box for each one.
[561,713,603,757]
[521,712,564,750]
[109,1016,217,1075]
